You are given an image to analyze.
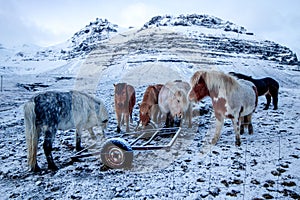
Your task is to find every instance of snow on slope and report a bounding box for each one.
[0,14,299,199]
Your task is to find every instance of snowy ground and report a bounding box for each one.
[0,28,300,199]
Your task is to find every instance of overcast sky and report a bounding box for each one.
[0,0,299,57]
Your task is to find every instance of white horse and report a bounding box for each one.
[158,80,192,128]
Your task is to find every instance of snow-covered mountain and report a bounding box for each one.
[0,18,119,63]
[143,14,298,65]
[0,14,298,67]
[143,14,250,34]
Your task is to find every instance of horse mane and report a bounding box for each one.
[142,85,158,102]
[191,70,239,93]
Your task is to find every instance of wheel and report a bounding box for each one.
[100,138,133,169]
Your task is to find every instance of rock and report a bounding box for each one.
[221,180,229,187]
[35,181,42,186]
[209,187,221,197]
[226,190,240,197]
[262,193,274,199]
[281,181,296,187]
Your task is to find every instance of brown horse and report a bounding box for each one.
[159,80,192,128]
[189,70,258,146]
[138,84,163,127]
[114,83,136,132]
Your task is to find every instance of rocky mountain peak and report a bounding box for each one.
[64,18,118,58]
[70,18,118,48]
[143,14,251,35]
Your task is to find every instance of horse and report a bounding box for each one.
[189,70,258,146]
[24,91,109,172]
[158,80,192,128]
[138,84,163,127]
[229,72,279,110]
[114,83,136,133]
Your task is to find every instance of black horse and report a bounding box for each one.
[229,72,279,110]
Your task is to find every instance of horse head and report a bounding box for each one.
[114,83,128,108]
[169,90,189,126]
[229,72,253,81]
[96,100,109,132]
[139,102,152,126]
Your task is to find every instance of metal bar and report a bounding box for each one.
[141,129,160,146]
[129,131,149,146]
[71,152,101,159]
[70,142,98,159]
[167,127,181,147]
[131,127,181,150]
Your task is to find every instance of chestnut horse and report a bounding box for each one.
[139,84,163,127]
[114,83,136,133]
[159,80,192,128]
[229,72,279,110]
[189,70,258,146]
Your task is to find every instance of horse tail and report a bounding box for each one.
[252,85,259,109]
[24,101,39,171]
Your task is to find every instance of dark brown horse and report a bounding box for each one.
[114,83,136,133]
[139,84,163,127]
[229,72,279,110]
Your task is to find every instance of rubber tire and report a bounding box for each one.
[100,138,133,169]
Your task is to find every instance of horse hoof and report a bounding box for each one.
[263,107,269,110]
[235,140,241,146]
[31,165,41,173]
[240,129,245,135]
[163,124,170,129]
[116,127,121,133]
[211,138,218,145]
[76,146,85,152]
[49,167,59,171]
[248,124,253,134]
[48,164,59,171]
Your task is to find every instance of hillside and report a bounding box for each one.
[0,14,299,200]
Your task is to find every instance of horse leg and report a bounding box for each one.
[264,94,271,110]
[43,128,58,171]
[232,118,241,146]
[116,112,122,133]
[270,89,279,110]
[211,117,224,145]
[125,113,130,132]
[186,105,193,128]
[88,128,97,140]
[75,128,84,151]
[240,116,246,135]
[151,105,159,124]
[129,111,133,123]
[157,108,163,124]
[247,115,254,134]
[164,112,173,128]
